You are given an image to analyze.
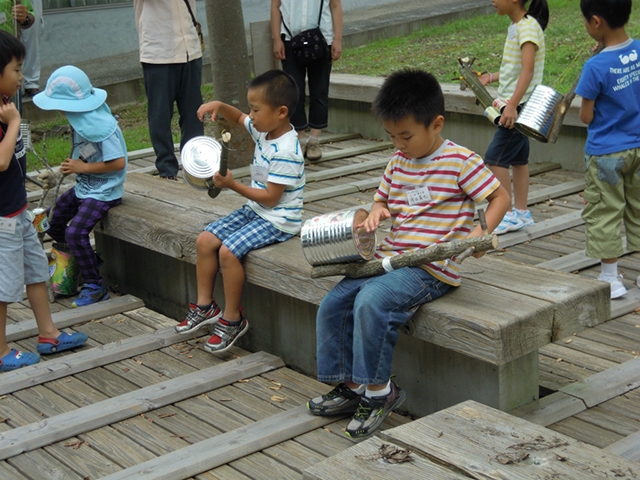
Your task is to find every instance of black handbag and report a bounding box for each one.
[282,0,328,66]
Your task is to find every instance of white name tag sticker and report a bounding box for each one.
[0,216,17,234]
[406,186,432,206]
[508,23,517,40]
[0,13,6,25]
[79,142,97,160]
[250,164,269,183]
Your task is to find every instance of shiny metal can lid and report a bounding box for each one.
[181,136,222,179]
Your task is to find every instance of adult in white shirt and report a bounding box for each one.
[271,0,343,162]
[133,0,204,179]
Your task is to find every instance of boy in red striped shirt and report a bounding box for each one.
[307,69,510,439]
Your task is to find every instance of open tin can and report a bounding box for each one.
[301,208,377,266]
[180,136,222,189]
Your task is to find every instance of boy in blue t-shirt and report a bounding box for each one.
[576,0,640,299]
[0,32,87,371]
[33,66,128,307]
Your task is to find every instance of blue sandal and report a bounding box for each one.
[37,331,89,355]
[0,349,40,372]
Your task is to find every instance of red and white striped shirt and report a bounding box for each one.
[374,140,500,286]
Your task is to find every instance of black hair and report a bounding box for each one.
[249,69,299,116]
[580,0,631,29]
[0,30,25,74]
[372,69,445,128]
[524,0,549,31]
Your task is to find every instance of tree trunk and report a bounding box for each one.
[205,0,254,169]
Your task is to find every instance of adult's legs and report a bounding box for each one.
[282,42,309,132]
[143,63,180,177]
[175,58,204,153]
[20,0,43,91]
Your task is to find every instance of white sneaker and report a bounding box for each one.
[494,210,524,235]
[597,273,627,299]
[515,209,535,228]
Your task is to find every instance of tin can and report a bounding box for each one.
[301,208,377,266]
[483,106,501,126]
[31,208,50,233]
[492,98,508,113]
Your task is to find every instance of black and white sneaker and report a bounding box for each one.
[345,379,406,439]
[308,383,363,416]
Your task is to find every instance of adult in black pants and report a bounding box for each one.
[271,0,343,161]
[134,0,204,179]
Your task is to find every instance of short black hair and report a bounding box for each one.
[249,69,299,116]
[580,0,631,29]
[0,30,25,74]
[372,69,445,128]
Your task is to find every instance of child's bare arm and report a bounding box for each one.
[579,98,595,125]
[60,157,126,176]
[0,103,21,172]
[469,185,511,237]
[212,169,286,207]
[501,41,536,129]
[197,100,247,127]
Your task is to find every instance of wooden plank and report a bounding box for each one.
[560,356,640,408]
[511,391,586,427]
[547,416,625,449]
[498,210,584,249]
[303,437,467,480]
[380,400,639,479]
[0,352,284,460]
[305,157,389,183]
[101,406,338,480]
[536,236,629,274]
[610,287,640,319]
[527,178,584,205]
[605,430,640,462]
[460,256,610,340]
[304,184,359,203]
[0,327,194,395]
[5,294,144,342]
[528,162,562,176]
[7,449,84,480]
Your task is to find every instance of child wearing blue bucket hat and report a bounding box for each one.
[0,32,88,372]
[33,65,128,308]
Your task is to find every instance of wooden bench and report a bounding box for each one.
[304,399,639,480]
[96,173,609,416]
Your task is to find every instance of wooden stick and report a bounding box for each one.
[310,234,499,279]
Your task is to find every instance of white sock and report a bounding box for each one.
[308,135,320,144]
[515,208,529,215]
[349,384,366,395]
[601,261,618,277]
[366,380,391,398]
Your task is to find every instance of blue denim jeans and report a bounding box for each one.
[316,267,452,385]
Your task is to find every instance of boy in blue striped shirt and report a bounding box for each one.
[176,69,305,354]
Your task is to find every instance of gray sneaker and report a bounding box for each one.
[204,312,249,354]
[308,383,363,416]
[345,379,406,439]
[175,302,222,334]
[305,140,322,161]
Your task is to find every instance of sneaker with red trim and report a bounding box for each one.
[0,349,40,372]
[204,310,249,354]
[175,302,222,334]
[37,331,89,354]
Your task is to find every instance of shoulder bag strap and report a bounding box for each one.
[182,0,198,29]
[281,0,324,38]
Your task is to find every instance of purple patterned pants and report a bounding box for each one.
[48,189,121,285]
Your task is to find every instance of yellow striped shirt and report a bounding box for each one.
[498,15,545,103]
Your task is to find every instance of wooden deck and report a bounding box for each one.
[7,131,640,478]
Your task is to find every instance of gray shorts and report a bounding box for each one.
[0,209,49,303]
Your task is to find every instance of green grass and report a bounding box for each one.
[26,0,640,169]
[334,0,640,92]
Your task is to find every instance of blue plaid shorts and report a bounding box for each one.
[204,205,294,259]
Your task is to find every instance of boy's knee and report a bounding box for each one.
[196,231,220,253]
[218,245,239,265]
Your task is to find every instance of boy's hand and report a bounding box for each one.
[212,168,235,189]
[359,207,391,233]
[499,103,518,129]
[60,158,85,175]
[0,103,21,125]
[197,101,221,123]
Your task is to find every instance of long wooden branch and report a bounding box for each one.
[310,234,498,279]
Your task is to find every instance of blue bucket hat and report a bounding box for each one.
[32,65,107,113]
[33,65,117,143]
